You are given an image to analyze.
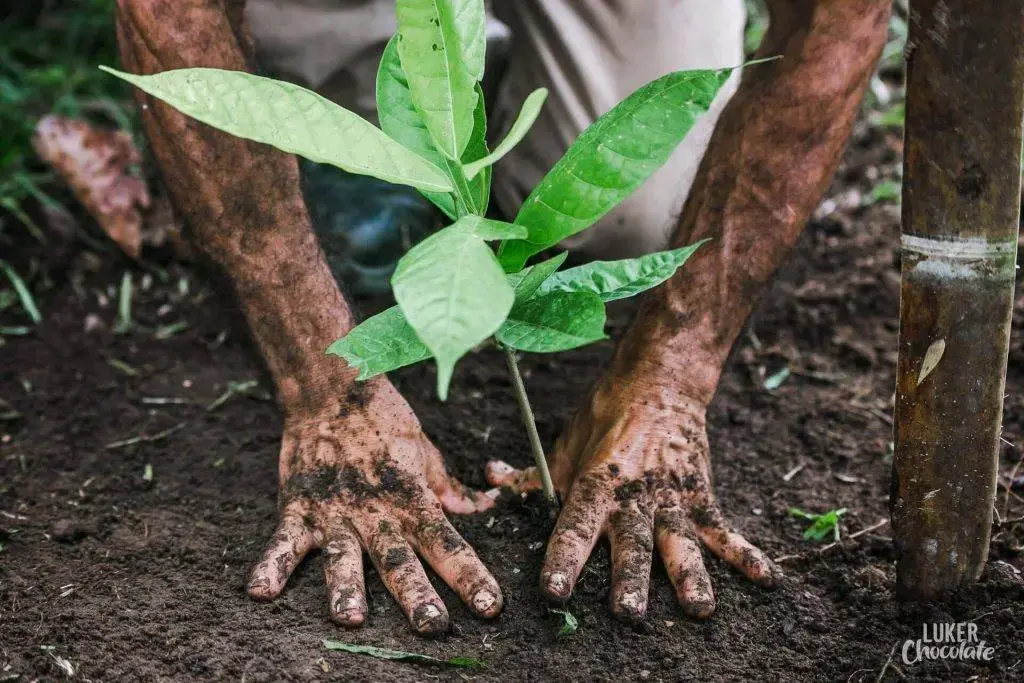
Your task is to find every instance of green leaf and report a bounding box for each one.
[395,0,486,160]
[376,36,457,218]
[327,306,431,380]
[763,367,791,391]
[788,507,848,542]
[459,215,528,240]
[553,609,579,638]
[392,218,514,399]
[0,259,42,324]
[496,291,606,353]
[498,69,733,271]
[507,252,569,303]
[463,88,548,180]
[463,84,491,214]
[376,40,490,217]
[100,66,453,194]
[535,241,707,303]
[323,641,486,669]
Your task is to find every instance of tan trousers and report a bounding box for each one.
[246,0,746,257]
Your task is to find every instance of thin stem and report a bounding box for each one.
[503,347,556,503]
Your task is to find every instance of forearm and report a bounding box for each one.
[116,0,358,415]
[611,0,890,404]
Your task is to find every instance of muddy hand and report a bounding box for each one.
[249,379,502,634]
[488,380,779,622]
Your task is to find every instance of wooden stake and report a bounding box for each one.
[893,0,1024,600]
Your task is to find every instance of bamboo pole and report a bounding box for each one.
[892,0,1024,600]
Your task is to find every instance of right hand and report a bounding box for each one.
[487,372,780,622]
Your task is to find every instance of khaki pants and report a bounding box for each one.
[246,0,745,257]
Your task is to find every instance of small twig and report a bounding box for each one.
[141,396,191,406]
[206,380,260,412]
[869,407,894,426]
[782,463,805,482]
[503,347,556,504]
[876,642,898,683]
[776,518,889,563]
[114,271,133,334]
[105,423,186,450]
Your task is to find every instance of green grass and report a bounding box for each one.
[0,2,132,332]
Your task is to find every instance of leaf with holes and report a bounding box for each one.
[395,0,486,160]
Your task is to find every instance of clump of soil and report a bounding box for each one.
[2,126,1023,681]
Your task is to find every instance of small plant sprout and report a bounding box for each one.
[102,0,767,504]
[552,609,579,638]
[788,507,849,543]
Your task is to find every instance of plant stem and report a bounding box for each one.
[503,347,556,504]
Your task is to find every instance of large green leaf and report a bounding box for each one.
[496,291,606,353]
[101,66,453,194]
[327,306,430,380]
[536,241,708,302]
[463,88,548,180]
[392,217,514,399]
[498,68,732,271]
[507,252,568,303]
[376,41,489,217]
[376,36,457,218]
[395,0,486,160]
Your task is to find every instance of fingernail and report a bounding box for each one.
[472,589,497,614]
[335,596,363,614]
[682,599,716,619]
[247,576,271,597]
[412,603,448,635]
[489,461,514,476]
[542,572,570,599]
[334,597,366,626]
[614,591,646,623]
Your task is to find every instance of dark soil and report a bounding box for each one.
[3,123,1024,682]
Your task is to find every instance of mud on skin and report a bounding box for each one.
[487,0,889,625]
[115,0,503,634]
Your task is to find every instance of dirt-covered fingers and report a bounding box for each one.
[540,479,608,602]
[607,503,655,623]
[248,504,317,600]
[358,518,449,636]
[485,460,541,492]
[655,508,715,618]
[694,503,780,588]
[413,509,503,618]
[322,519,367,627]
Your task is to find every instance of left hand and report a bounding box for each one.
[486,375,780,622]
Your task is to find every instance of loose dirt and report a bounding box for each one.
[2,122,1023,681]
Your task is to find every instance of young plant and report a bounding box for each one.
[102,0,754,503]
[788,507,849,543]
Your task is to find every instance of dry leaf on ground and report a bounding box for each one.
[33,115,150,258]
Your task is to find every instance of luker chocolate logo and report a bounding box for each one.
[901,623,996,665]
